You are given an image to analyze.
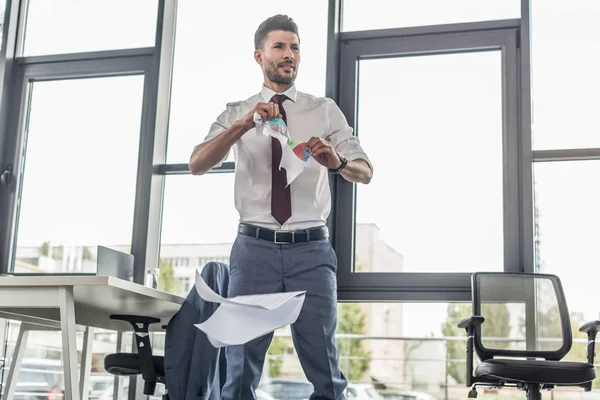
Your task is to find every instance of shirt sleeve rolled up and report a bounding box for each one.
[325,99,373,171]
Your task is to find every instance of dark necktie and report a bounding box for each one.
[270,94,292,225]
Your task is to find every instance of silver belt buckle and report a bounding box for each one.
[274,230,294,244]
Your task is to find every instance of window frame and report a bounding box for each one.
[1,49,154,275]
[0,0,176,291]
[332,20,528,301]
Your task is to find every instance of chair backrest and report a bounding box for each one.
[471,272,572,361]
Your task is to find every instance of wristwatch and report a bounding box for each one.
[328,153,348,174]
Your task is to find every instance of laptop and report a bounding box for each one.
[96,246,134,281]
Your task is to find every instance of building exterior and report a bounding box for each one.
[355,223,405,385]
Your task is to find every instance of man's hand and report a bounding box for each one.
[240,102,282,130]
[306,137,341,170]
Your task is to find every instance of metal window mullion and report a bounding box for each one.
[130,0,177,287]
[20,54,153,80]
[533,148,600,162]
[0,63,27,274]
[339,19,521,42]
[326,0,342,249]
[338,288,471,302]
[128,1,177,399]
[18,47,155,66]
[0,0,21,273]
[519,0,535,274]
[335,39,359,285]
[502,30,523,273]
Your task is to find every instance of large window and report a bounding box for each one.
[14,76,144,273]
[335,24,520,296]
[0,2,159,397]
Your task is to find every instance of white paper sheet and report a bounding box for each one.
[194,267,306,347]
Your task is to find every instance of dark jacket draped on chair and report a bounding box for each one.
[164,261,229,399]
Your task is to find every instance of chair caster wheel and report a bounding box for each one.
[468,388,478,398]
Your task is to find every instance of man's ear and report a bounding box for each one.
[254,49,263,66]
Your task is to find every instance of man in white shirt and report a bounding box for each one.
[189,14,372,400]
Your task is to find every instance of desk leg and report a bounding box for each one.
[4,323,30,400]
[59,287,80,400]
[113,331,125,400]
[79,327,94,400]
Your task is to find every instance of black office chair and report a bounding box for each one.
[459,272,600,400]
[104,314,169,399]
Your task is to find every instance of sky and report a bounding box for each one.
[6,0,600,337]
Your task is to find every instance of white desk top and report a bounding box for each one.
[0,276,185,331]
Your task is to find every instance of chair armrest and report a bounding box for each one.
[110,314,159,382]
[458,316,485,330]
[457,316,485,387]
[110,314,161,331]
[579,320,600,365]
[579,320,600,335]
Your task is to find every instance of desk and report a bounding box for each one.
[0,276,184,400]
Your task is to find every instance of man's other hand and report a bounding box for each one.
[240,102,282,130]
[306,137,341,170]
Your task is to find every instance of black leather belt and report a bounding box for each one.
[238,223,329,244]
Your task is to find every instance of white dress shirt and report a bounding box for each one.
[203,85,372,231]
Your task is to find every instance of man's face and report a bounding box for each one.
[256,30,300,85]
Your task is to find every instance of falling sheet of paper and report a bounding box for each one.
[254,113,311,186]
[194,268,306,347]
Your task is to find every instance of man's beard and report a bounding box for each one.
[264,59,297,85]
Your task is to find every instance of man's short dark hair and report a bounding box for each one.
[254,14,300,50]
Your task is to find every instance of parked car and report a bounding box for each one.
[11,359,63,399]
[256,388,280,400]
[259,379,386,400]
[378,390,437,400]
[259,379,313,400]
[346,383,384,399]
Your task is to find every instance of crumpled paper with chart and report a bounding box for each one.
[254,113,311,186]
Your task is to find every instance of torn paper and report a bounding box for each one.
[254,113,312,186]
[194,267,306,347]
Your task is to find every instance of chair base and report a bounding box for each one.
[468,382,545,400]
[524,383,541,400]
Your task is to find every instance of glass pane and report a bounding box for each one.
[0,321,133,399]
[476,274,564,353]
[261,303,483,400]
[166,0,328,163]
[342,0,520,32]
[531,1,600,149]
[355,53,504,273]
[23,0,158,56]
[534,161,600,362]
[159,174,238,296]
[14,76,144,273]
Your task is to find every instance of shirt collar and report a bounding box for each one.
[260,85,298,103]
